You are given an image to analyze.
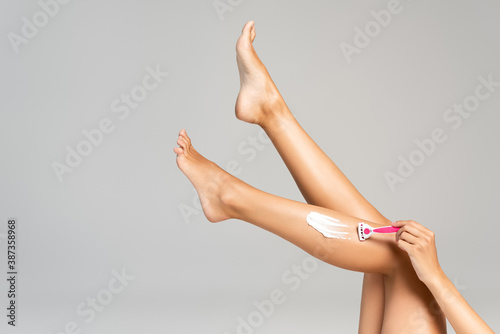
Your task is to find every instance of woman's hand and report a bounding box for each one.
[392,220,494,333]
[392,220,443,284]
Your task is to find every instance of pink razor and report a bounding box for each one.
[358,222,400,241]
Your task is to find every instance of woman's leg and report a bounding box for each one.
[234,21,386,332]
[174,130,446,332]
[175,129,398,273]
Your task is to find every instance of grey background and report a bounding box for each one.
[1,0,499,333]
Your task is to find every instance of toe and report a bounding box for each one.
[249,23,256,41]
[177,137,184,146]
[182,131,192,145]
[177,129,191,147]
[242,21,251,33]
[178,137,188,149]
[242,21,255,40]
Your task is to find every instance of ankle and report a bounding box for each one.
[260,98,294,130]
[218,177,243,219]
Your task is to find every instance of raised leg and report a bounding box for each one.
[235,21,386,333]
[173,130,446,333]
[235,21,386,220]
[174,129,398,273]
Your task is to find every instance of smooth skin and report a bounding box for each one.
[394,220,494,334]
[174,129,445,333]
[174,21,446,333]
[235,20,389,334]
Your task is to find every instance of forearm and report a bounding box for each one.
[426,271,493,334]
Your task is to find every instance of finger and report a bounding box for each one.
[399,231,418,245]
[393,220,410,240]
[392,220,419,228]
[395,225,405,241]
[391,220,406,227]
[396,221,431,238]
[395,223,415,241]
[395,222,425,241]
[397,238,412,253]
[395,226,409,241]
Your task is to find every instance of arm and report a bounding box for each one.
[392,220,494,334]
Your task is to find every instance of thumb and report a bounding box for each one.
[392,220,414,228]
[391,220,403,227]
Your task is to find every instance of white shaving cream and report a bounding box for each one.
[306,212,351,239]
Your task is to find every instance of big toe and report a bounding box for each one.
[174,146,184,155]
[241,21,256,43]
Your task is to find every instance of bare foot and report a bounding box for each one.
[174,129,234,223]
[235,21,285,126]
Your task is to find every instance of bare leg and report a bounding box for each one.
[175,129,398,272]
[174,131,446,333]
[235,21,385,219]
[235,21,386,333]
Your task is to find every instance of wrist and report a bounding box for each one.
[423,268,448,291]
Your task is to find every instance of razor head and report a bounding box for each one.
[358,222,373,241]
